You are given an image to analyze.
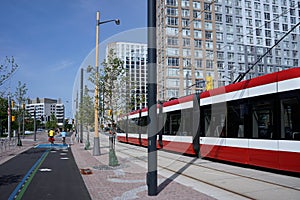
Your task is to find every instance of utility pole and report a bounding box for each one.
[7,95,11,140]
[34,105,36,141]
[80,68,83,143]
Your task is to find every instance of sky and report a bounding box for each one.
[0,0,147,118]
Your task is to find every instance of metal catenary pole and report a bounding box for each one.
[147,0,157,196]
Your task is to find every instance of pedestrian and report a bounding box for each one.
[61,129,67,145]
[48,129,55,144]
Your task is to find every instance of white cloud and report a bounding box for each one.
[51,60,74,72]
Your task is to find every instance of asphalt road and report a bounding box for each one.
[0,147,91,200]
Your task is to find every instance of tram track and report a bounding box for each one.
[116,142,300,199]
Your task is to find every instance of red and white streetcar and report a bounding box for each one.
[117,68,300,173]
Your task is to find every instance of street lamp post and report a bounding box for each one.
[93,11,120,156]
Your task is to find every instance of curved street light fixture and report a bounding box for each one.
[93,11,120,156]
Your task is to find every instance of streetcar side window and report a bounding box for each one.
[181,109,193,136]
[169,113,181,135]
[252,101,273,139]
[227,102,245,138]
[204,107,211,137]
[204,104,226,137]
[280,98,300,140]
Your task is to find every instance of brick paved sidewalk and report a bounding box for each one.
[71,138,214,200]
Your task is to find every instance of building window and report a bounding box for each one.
[217,51,224,59]
[181,0,189,7]
[226,15,233,23]
[182,9,190,17]
[194,30,202,38]
[206,51,214,59]
[195,59,202,68]
[216,32,223,41]
[167,68,179,76]
[204,12,212,20]
[167,17,178,26]
[166,0,178,6]
[194,50,203,58]
[264,12,270,20]
[182,19,189,27]
[167,89,179,98]
[217,61,224,69]
[183,58,191,67]
[206,60,214,69]
[183,49,191,57]
[166,48,179,56]
[205,31,213,40]
[282,24,288,31]
[167,57,179,66]
[194,39,202,48]
[194,20,201,29]
[215,14,222,22]
[166,27,178,36]
[167,37,178,46]
[167,78,180,87]
[182,29,190,37]
[204,2,212,11]
[205,41,214,49]
[228,52,234,60]
[167,7,178,16]
[193,10,201,19]
[183,38,190,47]
[193,1,201,9]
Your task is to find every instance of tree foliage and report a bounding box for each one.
[45,114,57,130]
[14,81,28,106]
[100,49,127,123]
[78,86,94,130]
[0,97,8,136]
[13,81,28,132]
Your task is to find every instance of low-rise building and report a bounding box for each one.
[25,98,65,126]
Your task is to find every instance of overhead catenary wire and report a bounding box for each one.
[233,21,300,83]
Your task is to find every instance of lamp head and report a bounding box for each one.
[115,19,120,25]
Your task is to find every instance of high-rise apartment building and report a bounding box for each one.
[157,0,300,101]
[106,42,148,111]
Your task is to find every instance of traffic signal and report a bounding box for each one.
[12,115,15,122]
[108,109,112,116]
[72,119,75,124]
[11,100,15,108]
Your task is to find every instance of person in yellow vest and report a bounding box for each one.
[48,129,55,144]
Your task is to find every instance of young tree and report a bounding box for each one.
[13,81,28,135]
[0,97,8,136]
[101,49,125,123]
[78,86,94,149]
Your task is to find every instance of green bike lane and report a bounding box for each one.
[0,146,91,200]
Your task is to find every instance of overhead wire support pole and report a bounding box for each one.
[147,0,157,196]
[93,11,101,156]
[7,95,11,140]
[233,21,300,83]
